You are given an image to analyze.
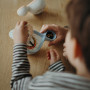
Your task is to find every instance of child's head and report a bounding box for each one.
[64,0,90,72]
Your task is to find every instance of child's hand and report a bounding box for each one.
[40,24,68,46]
[13,21,29,44]
[47,49,60,65]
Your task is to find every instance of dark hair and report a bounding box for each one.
[66,0,90,71]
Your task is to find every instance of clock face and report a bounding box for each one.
[46,31,54,39]
[26,31,46,54]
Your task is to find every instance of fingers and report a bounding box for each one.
[48,37,61,46]
[47,49,59,60]
[47,51,51,60]
[24,26,28,31]
[40,25,50,33]
[15,21,33,37]
[53,49,60,60]
[16,21,20,26]
[40,24,62,46]
[40,24,57,33]
[40,25,46,33]
[28,25,33,35]
[47,49,55,60]
[47,49,60,65]
[20,21,27,27]
[49,49,56,60]
[15,21,27,29]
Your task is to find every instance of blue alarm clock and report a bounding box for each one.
[9,30,56,54]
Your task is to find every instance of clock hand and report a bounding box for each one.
[29,41,34,46]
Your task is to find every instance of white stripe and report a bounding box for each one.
[49,61,62,69]
[50,63,64,71]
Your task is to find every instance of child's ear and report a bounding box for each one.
[74,39,82,59]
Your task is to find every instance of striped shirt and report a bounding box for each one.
[11,44,90,90]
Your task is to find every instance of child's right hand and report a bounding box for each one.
[47,49,60,65]
[13,21,33,45]
[13,21,28,44]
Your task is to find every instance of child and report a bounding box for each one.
[11,0,90,90]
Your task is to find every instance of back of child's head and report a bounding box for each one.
[66,0,90,71]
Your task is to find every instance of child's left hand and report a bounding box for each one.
[47,49,60,65]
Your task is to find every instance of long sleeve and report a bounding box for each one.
[48,60,65,72]
[10,44,90,90]
[11,44,32,89]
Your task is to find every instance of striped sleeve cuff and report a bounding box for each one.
[11,44,31,82]
[48,60,65,72]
